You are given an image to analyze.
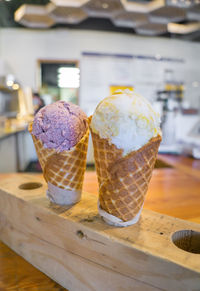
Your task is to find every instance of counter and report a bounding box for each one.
[0,126,27,172]
[83,154,200,223]
[0,126,27,141]
[0,154,200,290]
[0,122,37,172]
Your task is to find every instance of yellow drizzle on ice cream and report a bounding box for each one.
[91,89,161,155]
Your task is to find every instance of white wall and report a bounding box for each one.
[0,27,200,105]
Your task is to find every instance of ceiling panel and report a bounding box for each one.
[121,0,165,13]
[168,22,200,34]
[187,4,200,21]
[0,0,199,41]
[135,22,168,35]
[83,0,124,18]
[14,4,55,28]
[165,0,199,8]
[112,11,148,28]
[51,0,90,7]
[47,3,88,24]
[150,6,186,24]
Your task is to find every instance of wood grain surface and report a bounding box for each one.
[0,154,200,291]
[83,154,200,223]
[0,174,200,291]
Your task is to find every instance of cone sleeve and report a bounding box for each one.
[91,130,161,223]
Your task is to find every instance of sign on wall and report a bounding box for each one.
[80,52,184,115]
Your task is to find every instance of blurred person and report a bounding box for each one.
[33,92,45,114]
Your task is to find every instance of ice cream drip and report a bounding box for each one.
[91,89,161,155]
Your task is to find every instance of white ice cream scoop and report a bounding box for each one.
[90,89,161,156]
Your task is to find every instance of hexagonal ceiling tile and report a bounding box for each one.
[14,4,55,28]
[47,3,88,24]
[83,0,124,18]
[135,22,167,35]
[112,11,148,28]
[121,0,165,13]
[187,4,200,21]
[165,0,199,8]
[149,6,186,24]
[50,0,90,8]
[168,22,200,34]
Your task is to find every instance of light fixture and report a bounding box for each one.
[135,22,167,35]
[121,0,165,13]
[7,80,13,87]
[50,0,90,7]
[14,4,55,28]
[6,74,14,87]
[112,11,148,28]
[102,3,109,9]
[83,0,124,18]
[12,84,19,90]
[168,22,200,34]
[149,6,186,24]
[47,3,88,24]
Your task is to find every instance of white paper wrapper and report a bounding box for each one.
[46,182,81,205]
[98,200,143,227]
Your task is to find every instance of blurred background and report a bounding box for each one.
[0,0,200,173]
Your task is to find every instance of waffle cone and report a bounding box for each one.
[29,122,89,204]
[91,130,162,222]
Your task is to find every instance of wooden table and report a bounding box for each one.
[0,154,200,290]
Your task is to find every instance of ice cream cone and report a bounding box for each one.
[91,130,162,226]
[29,122,89,205]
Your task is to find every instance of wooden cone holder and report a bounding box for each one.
[0,174,200,291]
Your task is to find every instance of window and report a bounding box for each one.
[37,60,79,105]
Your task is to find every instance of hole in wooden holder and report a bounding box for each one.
[76,230,84,239]
[19,182,43,190]
[172,230,200,254]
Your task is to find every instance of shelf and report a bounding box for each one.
[0,86,19,93]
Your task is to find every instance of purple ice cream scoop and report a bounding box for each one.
[32,101,88,152]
